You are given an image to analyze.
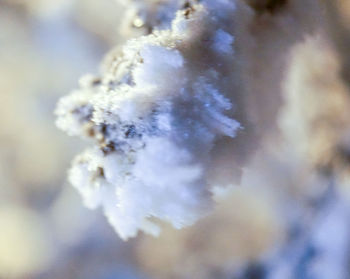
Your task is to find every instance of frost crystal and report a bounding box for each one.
[56,0,240,239]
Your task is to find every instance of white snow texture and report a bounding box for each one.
[56,0,240,239]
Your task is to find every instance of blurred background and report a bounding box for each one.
[1,1,350,279]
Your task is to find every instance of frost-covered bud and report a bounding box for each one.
[56,0,241,239]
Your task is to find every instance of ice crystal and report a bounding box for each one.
[56,0,240,239]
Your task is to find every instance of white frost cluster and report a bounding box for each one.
[56,0,240,239]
